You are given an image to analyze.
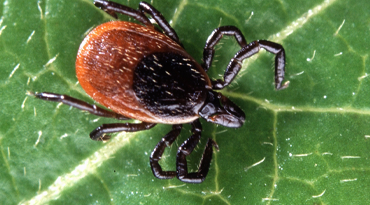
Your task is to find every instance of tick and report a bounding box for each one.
[31,0,288,183]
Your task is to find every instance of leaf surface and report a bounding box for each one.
[0,0,369,204]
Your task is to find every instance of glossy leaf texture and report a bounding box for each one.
[1,0,369,204]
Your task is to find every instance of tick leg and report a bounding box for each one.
[176,120,219,183]
[90,122,156,141]
[94,0,152,26]
[202,26,247,72]
[212,40,288,90]
[150,124,183,179]
[93,0,182,45]
[139,2,181,45]
[30,92,130,120]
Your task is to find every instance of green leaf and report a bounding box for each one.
[1,0,369,204]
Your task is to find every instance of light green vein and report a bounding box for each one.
[225,90,370,115]
[20,132,137,205]
[266,112,279,202]
[170,0,188,26]
[0,143,20,200]
[350,54,369,106]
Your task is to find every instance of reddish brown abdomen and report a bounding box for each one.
[76,21,210,123]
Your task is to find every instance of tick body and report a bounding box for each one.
[76,21,210,124]
[32,0,288,183]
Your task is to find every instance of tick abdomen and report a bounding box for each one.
[76,21,211,123]
[133,52,208,118]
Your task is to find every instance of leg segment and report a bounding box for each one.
[139,2,181,45]
[150,124,183,179]
[212,40,288,90]
[90,122,156,141]
[202,26,248,72]
[30,92,129,120]
[176,120,219,183]
[94,0,181,45]
[94,0,151,26]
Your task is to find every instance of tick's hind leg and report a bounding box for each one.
[30,92,129,120]
[176,120,219,183]
[90,122,156,141]
[29,91,154,141]
[150,124,183,179]
[94,0,152,26]
[94,0,181,45]
[139,2,181,45]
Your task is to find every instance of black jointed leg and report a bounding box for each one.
[259,40,287,90]
[90,122,156,141]
[94,0,151,26]
[139,2,181,45]
[31,91,156,141]
[212,40,288,90]
[30,92,130,120]
[94,0,181,45]
[176,120,219,183]
[202,26,248,72]
[150,124,183,179]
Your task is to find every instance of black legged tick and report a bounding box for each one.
[31,0,288,183]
